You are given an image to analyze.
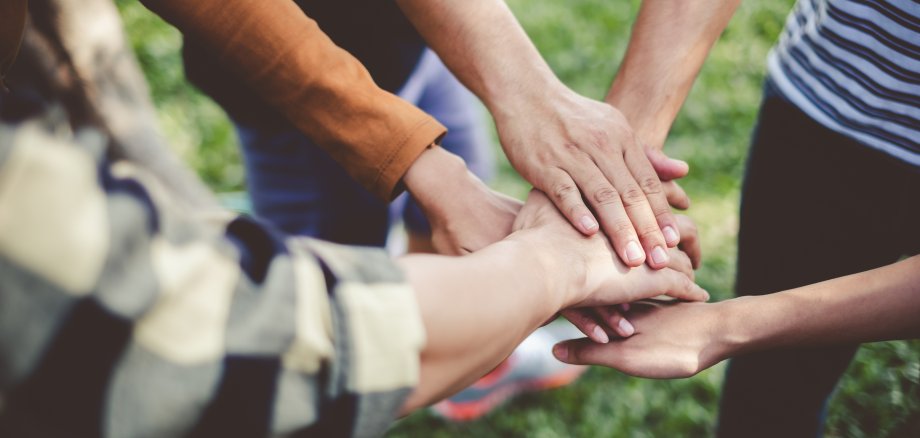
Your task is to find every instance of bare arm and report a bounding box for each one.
[141,0,526,255]
[399,190,709,411]
[397,0,686,270]
[554,256,920,378]
[140,0,445,201]
[729,256,920,349]
[606,0,740,178]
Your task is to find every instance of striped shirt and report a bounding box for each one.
[767,0,920,166]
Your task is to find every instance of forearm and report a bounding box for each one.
[396,0,566,115]
[402,146,473,216]
[722,256,920,356]
[606,0,739,148]
[141,0,445,200]
[397,235,564,412]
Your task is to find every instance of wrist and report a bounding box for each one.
[403,146,475,210]
[503,229,583,311]
[605,80,672,150]
[487,77,570,122]
[715,296,763,359]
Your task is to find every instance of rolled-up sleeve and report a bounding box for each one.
[140,0,446,200]
[0,124,425,437]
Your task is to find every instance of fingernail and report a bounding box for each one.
[626,241,644,261]
[651,246,669,265]
[593,326,609,344]
[618,318,635,336]
[553,344,569,361]
[580,215,598,231]
[663,226,679,244]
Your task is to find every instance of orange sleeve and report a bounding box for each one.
[141,0,446,200]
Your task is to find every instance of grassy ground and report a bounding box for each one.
[116,0,919,436]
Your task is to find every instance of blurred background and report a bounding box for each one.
[114,0,920,436]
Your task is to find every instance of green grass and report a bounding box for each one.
[116,0,920,436]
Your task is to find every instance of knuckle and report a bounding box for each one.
[639,176,663,196]
[592,186,621,205]
[654,207,675,221]
[534,148,555,166]
[638,225,662,240]
[568,204,588,221]
[589,129,611,151]
[621,185,648,207]
[609,220,636,237]
[550,181,578,203]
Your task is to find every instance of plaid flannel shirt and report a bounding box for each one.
[0,120,425,437]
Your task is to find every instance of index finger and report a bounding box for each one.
[538,168,601,236]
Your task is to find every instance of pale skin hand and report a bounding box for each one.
[402,146,522,255]
[398,190,709,412]
[563,214,703,342]
[396,0,687,269]
[553,256,920,379]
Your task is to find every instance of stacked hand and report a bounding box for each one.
[495,88,691,269]
[553,299,729,379]
[561,213,701,342]
[404,85,694,267]
[509,190,708,312]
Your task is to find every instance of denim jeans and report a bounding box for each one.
[236,49,493,246]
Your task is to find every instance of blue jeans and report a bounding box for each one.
[236,50,493,246]
[716,80,920,437]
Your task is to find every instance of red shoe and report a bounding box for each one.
[431,322,587,421]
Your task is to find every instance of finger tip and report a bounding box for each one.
[578,215,599,234]
[553,343,569,362]
[662,226,681,246]
[650,246,670,267]
[624,241,645,265]
[592,326,610,344]
[669,159,690,173]
[618,318,636,337]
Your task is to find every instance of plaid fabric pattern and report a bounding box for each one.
[0,120,425,438]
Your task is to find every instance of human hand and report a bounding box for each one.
[561,213,702,342]
[540,130,700,345]
[404,147,522,255]
[646,148,691,210]
[553,300,733,379]
[494,87,684,269]
[509,190,708,311]
[645,147,692,212]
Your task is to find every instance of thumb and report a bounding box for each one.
[553,338,621,367]
[628,268,710,303]
[646,148,689,181]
